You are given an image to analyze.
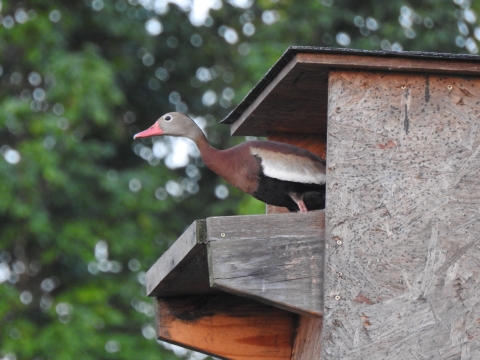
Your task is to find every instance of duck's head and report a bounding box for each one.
[133,112,204,141]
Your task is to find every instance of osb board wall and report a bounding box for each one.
[323,70,480,359]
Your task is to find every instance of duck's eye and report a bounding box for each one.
[164,115,172,121]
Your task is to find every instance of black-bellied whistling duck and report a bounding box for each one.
[134,112,326,212]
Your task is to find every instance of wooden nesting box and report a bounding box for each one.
[147,47,480,359]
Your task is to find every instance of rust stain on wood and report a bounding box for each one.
[353,293,374,305]
[377,140,396,149]
[362,320,372,327]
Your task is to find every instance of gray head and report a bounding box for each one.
[133,112,205,142]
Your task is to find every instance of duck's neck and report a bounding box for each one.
[192,133,256,195]
[193,135,222,174]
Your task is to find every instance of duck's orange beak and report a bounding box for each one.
[133,123,163,139]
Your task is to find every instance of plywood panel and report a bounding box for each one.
[157,294,297,360]
[323,70,480,359]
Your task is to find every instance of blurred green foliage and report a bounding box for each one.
[0,0,477,358]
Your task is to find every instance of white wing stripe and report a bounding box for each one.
[250,147,325,184]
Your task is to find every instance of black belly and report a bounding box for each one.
[253,172,325,212]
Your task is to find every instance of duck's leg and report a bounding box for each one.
[289,193,308,212]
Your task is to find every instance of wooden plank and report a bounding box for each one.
[156,294,298,360]
[145,220,217,297]
[323,70,480,359]
[291,316,323,360]
[297,52,480,75]
[206,212,325,317]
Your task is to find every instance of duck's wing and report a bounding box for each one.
[249,144,326,185]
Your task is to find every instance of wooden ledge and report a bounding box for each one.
[157,293,298,360]
[146,212,325,317]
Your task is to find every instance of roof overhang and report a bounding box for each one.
[222,46,480,136]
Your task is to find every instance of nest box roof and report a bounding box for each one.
[222,46,480,136]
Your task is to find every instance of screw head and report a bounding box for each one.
[447,85,453,90]
[336,239,342,245]
[337,272,343,277]
[335,295,341,301]
[220,233,225,237]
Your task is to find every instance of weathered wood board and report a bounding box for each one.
[156,293,297,360]
[323,70,480,359]
[207,212,325,317]
[146,213,325,316]
[145,220,217,297]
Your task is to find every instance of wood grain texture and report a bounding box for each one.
[230,56,329,137]
[157,294,297,360]
[323,70,480,359]
[146,220,217,297]
[291,316,323,360]
[297,52,480,75]
[207,212,325,317]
